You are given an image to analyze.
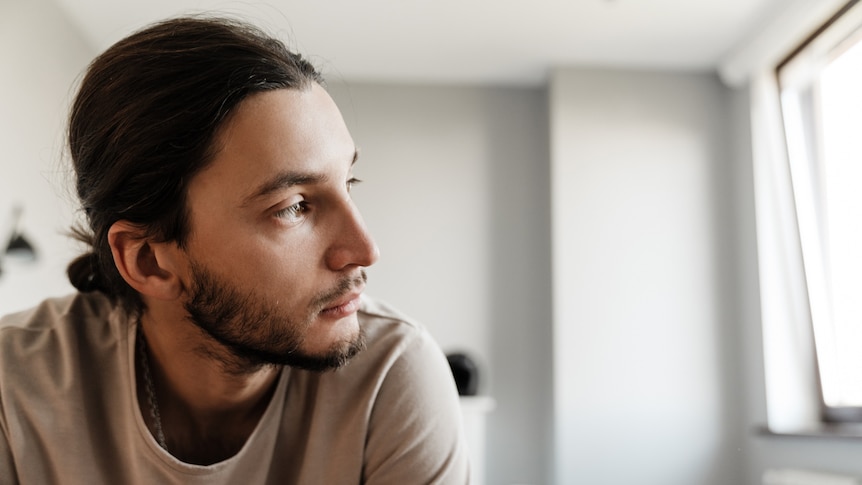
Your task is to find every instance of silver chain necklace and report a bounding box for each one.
[137,325,168,451]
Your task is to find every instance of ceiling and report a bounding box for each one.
[53,0,790,85]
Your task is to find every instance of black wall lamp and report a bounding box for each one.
[0,205,38,277]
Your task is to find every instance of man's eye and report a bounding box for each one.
[274,202,307,222]
[347,177,362,193]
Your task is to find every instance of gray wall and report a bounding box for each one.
[326,83,554,485]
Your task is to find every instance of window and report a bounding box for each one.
[778,0,862,421]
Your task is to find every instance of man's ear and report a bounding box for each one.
[107,220,184,300]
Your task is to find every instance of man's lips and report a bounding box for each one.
[319,290,363,318]
[315,271,367,319]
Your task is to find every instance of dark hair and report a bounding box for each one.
[66,16,323,314]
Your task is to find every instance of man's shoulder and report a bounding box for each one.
[351,294,447,375]
[0,292,119,354]
[357,295,428,345]
[358,295,419,327]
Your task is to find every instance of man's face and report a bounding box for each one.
[178,84,379,372]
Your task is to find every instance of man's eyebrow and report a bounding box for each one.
[241,171,326,207]
[242,149,359,207]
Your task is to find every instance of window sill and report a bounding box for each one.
[757,423,862,440]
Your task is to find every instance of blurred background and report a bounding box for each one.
[2,0,861,484]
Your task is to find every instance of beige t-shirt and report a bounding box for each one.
[0,293,470,484]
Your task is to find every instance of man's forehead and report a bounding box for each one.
[192,87,356,198]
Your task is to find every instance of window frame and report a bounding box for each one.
[775,0,862,425]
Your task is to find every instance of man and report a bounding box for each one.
[0,16,470,484]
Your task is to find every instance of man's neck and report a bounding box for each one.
[136,307,281,465]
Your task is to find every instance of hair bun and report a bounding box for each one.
[67,252,102,293]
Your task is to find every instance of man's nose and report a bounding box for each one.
[324,201,380,271]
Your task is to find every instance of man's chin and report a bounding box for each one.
[281,329,367,372]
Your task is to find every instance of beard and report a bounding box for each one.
[183,260,367,374]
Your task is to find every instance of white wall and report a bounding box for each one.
[326,83,553,485]
[0,0,91,314]
[550,68,745,485]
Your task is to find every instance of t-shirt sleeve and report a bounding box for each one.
[362,328,471,484]
[0,415,19,485]
[0,353,20,485]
